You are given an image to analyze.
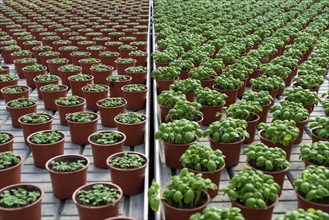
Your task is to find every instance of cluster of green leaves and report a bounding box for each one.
[166,100,203,122]
[152,66,180,81]
[241,90,273,106]
[129,50,148,57]
[293,74,325,90]
[98,97,125,107]
[90,64,112,71]
[250,75,285,91]
[189,207,245,220]
[99,51,119,57]
[23,40,41,45]
[115,112,145,124]
[294,166,329,202]
[0,132,11,144]
[12,50,32,56]
[30,131,63,144]
[169,58,194,72]
[204,117,249,143]
[58,64,81,72]
[283,87,320,106]
[270,101,309,123]
[91,131,124,145]
[0,187,41,208]
[308,117,329,139]
[115,57,136,64]
[34,74,59,82]
[300,141,329,167]
[49,158,86,172]
[107,75,130,82]
[47,58,69,64]
[214,76,243,90]
[8,98,36,108]
[59,46,78,51]
[32,45,52,51]
[189,66,216,80]
[2,86,27,93]
[123,84,146,92]
[83,84,108,92]
[0,152,20,169]
[77,184,120,206]
[155,119,202,144]
[125,66,147,73]
[23,64,45,72]
[244,143,289,171]
[71,51,91,56]
[276,208,329,220]
[2,45,20,50]
[69,73,92,81]
[66,112,97,123]
[105,41,123,46]
[261,63,291,79]
[39,51,59,56]
[119,45,136,50]
[258,120,300,146]
[79,58,100,64]
[41,84,65,92]
[20,113,51,124]
[55,96,82,106]
[153,50,176,64]
[109,152,146,169]
[180,143,225,173]
[157,90,186,108]
[226,100,262,121]
[323,100,329,117]
[169,78,201,94]
[223,167,280,209]
[0,74,18,82]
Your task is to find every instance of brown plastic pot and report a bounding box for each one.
[125,70,147,85]
[0,76,18,99]
[156,78,176,94]
[0,66,10,75]
[69,75,94,97]
[23,66,47,88]
[55,97,85,126]
[209,136,245,168]
[27,130,65,168]
[19,113,53,145]
[246,70,260,87]
[41,85,68,111]
[231,196,278,220]
[212,85,239,107]
[73,182,123,220]
[237,78,247,98]
[0,154,22,189]
[1,85,29,104]
[107,151,148,196]
[6,99,37,128]
[97,98,127,127]
[115,113,146,147]
[244,113,260,144]
[88,131,126,169]
[311,129,329,143]
[159,105,171,123]
[107,75,132,97]
[294,117,308,144]
[46,154,89,199]
[122,84,147,111]
[200,104,224,126]
[257,101,271,124]
[0,132,14,152]
[296,191,329,212]
[91,67,113,84]
[46,59,69,76]
[14,59,37,78]
[163,193,210,220]
[1,47,20,63]
[0,184,44,220]
[82,85,109,111]
[163,140,196,169]
[259,131,293,161]
[67,112,99,145]
[33,76,60,99]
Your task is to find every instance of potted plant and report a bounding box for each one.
[58,64,82,87]
[270,101,310,144]
[213,76,243,106]
[31,45,53,64]
[115,57,136,75]
[152,66,180,93]
[6,98,37,128]
[27,130,65,168]
[38,51,60,68]
[169,58,194,80]
[55,96,85,126]
[78,58,101,75]
[157,90,186,122]
[33,74,60,99]
[22,64,47,88]
[118,44,137,58]
[155,119,202,169]
[90,64,114,85]
[66,112,99,145]
[0,66,10,75]
[148,168,216,220]
[203,117,249,167]
[180,142,225,198]
[169,78,201,102]
[46,58,69,77]
[105,41,123,53]
[68,74,94,97]
[88,131,126,169]
[70,51,91,66]
[99,51,119,67]
[166,100,203,124]
[1,85,29,104]
[308,117,329,142]
[241,90,273,124]
[258,120,300,161]
[189,207,244,220]
[46,154,89,199]
[0,183,43,220]
[250,75,285,99]
[0,132,14,152]
[189,66,217,89]
[226,100,262,144]
[276,208,329,220]
[107,151,148,196]
[114,112,146,147]
[40,84,68,111]
[13,57,36,78]
[293,74,324,93]
[11,50,33,62]
[300,141,329,168]
[58,45,78,62]
[82,84,109,111]
[0,151,22,189]
[222,167,280,220]
[106,75,132,97]
[282,87,320,113]
[244,143,290,195]
[129,50,147,66]
[72,182,123,220]
[1,44,20,63]
[121,84,147,110]
[125,66,147,84]
[19,113,53,145]
[97,97,127,128]
[293,166,329,212]
[0,74,18,99]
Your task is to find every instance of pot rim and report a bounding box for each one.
[40,84,68,93]
[208,135,245,145]
[1,84,29,94]
[121,84,147,92]
[66,111,99,124]
[0,153,22,173]
[82,84,109,92]
[295,190,329,208]
[27,130,66,146]
[114,112,147,126]
[0,131,14,145]
[45,154,89,174]
[6,98,37,110]
[106,75,132,83]
[246,161,289,174]
[230,194,279,210]
[18,112,53,125]
[88,130,126,146]
[106,151,148,171]
[55,97,86,107]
